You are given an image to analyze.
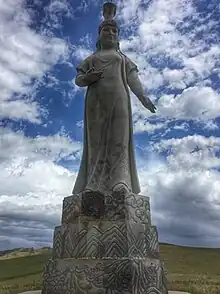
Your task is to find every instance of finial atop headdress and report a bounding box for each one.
[103,2,116,20]
[99,2,119,34]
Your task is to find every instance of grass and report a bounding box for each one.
[0,252,49,294]
[160,244,220,293]
[0,244,220,294]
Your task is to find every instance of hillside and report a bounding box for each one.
[0,247,51,260]
[0,244,219,294]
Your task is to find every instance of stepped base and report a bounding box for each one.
[52,221,159,260]
[42,190,168,294]
[61,191,151,225]
[42,257,168,294]
[19,291,191,294]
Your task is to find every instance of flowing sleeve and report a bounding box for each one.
[125,56,139,76]
[124,55,145,99]
[76,58,89,74]
[75,55,94,87]
[76,55,94,75]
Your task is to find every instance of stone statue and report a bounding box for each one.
[42,4,168,294]
[72,2,156,195]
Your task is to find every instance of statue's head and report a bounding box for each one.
[98,23,119,50]
[96,2,120,51]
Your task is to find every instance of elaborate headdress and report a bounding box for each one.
[98,2,120,35]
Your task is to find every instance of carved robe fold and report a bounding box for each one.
[73,50,140,194]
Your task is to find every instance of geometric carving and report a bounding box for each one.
[42,258,168,294]
[61,194,81,224]
[43,190,168,294]
[61,192,151,225]
[144,226,160,258]
[52,222,159,260]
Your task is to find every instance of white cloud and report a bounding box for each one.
[201,120,219,131]
[133,120,166,134]
[152,135,220,171]
[69,0,220,134]
[116,0,220,131]
[72,46,93,61]
[157,86,220,121]
[137,142,220,247]
[0,0,70,123]
[183,45,220,78]
[1,0,220,250]
[150,169,220,248]
[0,127,82,164]
[173,122,189,131]
[0,100,41,123]
[0,127,82,249]
[44,0,74,30]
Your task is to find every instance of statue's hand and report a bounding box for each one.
[141,96,157,113]
[84,68,104,85]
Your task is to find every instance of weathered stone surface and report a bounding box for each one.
[42,190,168,293]
[42,258,167,294]
[39,2,167,294]
[19,291,191,294]
[61,191,151,225]
[52,221,159,259]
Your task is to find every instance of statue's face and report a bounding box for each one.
[99,25,118,49]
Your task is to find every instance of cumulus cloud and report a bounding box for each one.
[157,86,220,121]
[137,137,220,247]
[64,0,220,134]
[1,0,220,251]
[116,0,220,132]
[72,46,93,61]
[0,127,82,163]
[151,135,220,171]
[148,169,220,248]
[0,127,81,250]
[43,0,75,30]
[133,120,166,134]
[0,0,70,123]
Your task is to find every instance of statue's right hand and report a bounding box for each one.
[84,68,104,85]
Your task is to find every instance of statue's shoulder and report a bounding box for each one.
[80,54,92,64]
[79,53,97,66]
[83,52,97,62]
[120,52,138,73]
[76,54,96,72]
[124,54,137,65]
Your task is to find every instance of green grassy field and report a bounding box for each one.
[0,244,220,294]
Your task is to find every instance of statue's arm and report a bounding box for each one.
[127,69,146,105]
[75,57,90,88]
[126,57,156,113]
[75,72,88,87]
[75,56,103,87]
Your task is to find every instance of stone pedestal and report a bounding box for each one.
[42,190,168,293]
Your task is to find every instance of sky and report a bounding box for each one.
[0,0,220,251]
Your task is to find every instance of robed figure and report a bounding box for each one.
[72,3,156,195]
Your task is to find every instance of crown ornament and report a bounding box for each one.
[98,2,120,34]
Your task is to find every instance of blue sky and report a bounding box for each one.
[0,0,220,250]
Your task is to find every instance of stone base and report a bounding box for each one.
[42,257,168,294]
[42,190,168,294]
[19,291,191,294]
[52,221,159,260]
[61,191,151,225]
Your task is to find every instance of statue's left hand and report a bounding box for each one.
[141,96,157,113]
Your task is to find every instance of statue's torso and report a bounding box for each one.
[87,50,128,116]
[91,50,125,88]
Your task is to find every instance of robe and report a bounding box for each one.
[72,49,141,195]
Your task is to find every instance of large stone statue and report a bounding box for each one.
[42,3,168,294]
[73,2,156,195]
